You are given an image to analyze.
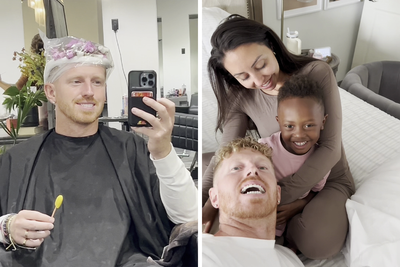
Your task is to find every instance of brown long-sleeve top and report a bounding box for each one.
[202,61,355,205]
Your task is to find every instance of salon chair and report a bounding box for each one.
[175,93,198,115]
[172,93,198,178]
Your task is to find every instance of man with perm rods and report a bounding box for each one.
[202,137,304,267]
[0,34,197,267]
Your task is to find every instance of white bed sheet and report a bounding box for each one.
[302,88,400,267]
[340,88,400,190]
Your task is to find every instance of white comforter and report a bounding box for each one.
[303,89,400,267]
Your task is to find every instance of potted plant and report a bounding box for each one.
[13,47,46,87]
[0,80,47,144]
[0,42,47,151]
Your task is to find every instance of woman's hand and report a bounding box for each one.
[276,191,316,225]
[202,199,218,233]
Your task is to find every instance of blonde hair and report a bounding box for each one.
[214,137,273,173]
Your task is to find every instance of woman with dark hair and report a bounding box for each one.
[203,15,355,260]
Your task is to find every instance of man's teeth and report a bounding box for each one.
[241,184,265,194]
[294,141,307,146]
[80,104,94,108]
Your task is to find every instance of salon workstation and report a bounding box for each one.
[0,0,198,169]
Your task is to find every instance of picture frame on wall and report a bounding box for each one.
[276,0,323,19]
[324,0,362,10]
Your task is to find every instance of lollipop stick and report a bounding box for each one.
[51,207,57,218]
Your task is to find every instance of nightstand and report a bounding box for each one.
[301,49,340,77]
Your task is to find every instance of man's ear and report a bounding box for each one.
[209,187,219,209]
[44,83,56,104]
[276,185,281,205]
[321,114,328,130]
[275,116,279,123]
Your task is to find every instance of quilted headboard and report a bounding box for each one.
[202,0,263,23]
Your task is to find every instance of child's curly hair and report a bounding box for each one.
[278,74,324,111]
[214,136,273,173]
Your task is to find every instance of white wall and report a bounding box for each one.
[262,0,364,81]
[157,0,198,97]
[189,17,199,95]
[101,0,159,121]
[0,1,24,118]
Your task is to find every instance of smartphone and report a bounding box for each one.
[128,70,157,88]
[128,86,157,127]
[128,70,157,127]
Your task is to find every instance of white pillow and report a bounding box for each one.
[343,157,400,267]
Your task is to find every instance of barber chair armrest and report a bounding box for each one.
[175,106,190,113]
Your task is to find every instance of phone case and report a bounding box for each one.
[128,87,157,127]
[128,70,157,89]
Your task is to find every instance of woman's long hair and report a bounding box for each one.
[208,15,317,132]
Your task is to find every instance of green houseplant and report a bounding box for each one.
[0,81,47,144]
[0,45,47,150]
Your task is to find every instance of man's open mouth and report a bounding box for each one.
[240,184,266,194]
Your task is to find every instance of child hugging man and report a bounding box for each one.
[259,74,330,237]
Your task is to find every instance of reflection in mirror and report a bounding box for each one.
[2,1,197,131]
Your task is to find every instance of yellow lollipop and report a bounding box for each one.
[51,195,63,217]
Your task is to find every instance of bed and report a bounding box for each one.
[202,4,400,267]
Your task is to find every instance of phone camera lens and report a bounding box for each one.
[148,81,154,86]
[141,77,148,83]
[148,74,154,79]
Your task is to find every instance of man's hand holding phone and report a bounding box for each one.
[131,97,175,160]
[128,87,157,127]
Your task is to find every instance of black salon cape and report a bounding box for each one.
[0,125,175,266]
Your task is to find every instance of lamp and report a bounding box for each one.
[23,0,46,27]
[280,0,313,40]
[34,0,45,27]
[27,0,36,8]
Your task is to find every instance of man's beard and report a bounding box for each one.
[219,190,277,220]
[57,98,103,124]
